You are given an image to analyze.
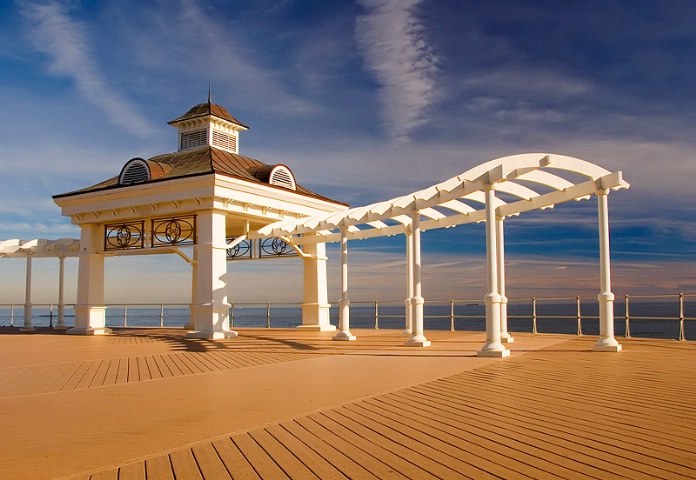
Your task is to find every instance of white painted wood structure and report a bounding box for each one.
[0,238,80,331]
[52,101,348,338]
[255,153,629,355]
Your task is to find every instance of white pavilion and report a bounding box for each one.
[2,98,630,356]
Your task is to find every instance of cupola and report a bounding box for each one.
[168,95,249,154]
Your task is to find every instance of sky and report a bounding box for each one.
[1,0,695,306]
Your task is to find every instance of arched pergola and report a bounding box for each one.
[254,153,629,356]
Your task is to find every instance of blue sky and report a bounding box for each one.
[1,0,695,304]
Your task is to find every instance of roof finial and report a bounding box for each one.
[207,82,212,105]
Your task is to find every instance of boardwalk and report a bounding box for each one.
[0,328,694,479]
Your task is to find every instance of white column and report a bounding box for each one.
[404,227,413,334]
[21,255,34,332]
[497,217,513,343]
[184,247,198,331]
[593,190,622,352]
[405,211,430,347]
[187,210,236,339]
[299,236,335,331]
[334,228,355,341]
[55,255,67,330]
[478,186,509,357]
[70,224,110,335]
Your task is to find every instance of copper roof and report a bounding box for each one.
[168,102,249,129]
[53,147,346,206]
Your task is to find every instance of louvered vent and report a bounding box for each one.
[269,165,296,190]
[180,129,207,150]
[119,158,150,185]
[212,130,237,152]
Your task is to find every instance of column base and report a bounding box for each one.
[19,327,35,333]
[501,335,515,343]
[67,327,112,336]
[186,330,238,339]
[296,324,337,332]
[53,325,69,331]
[405,339,431,347]
[593,342,622,352]
[477,348,510,357]
[182,323,194,330]
[333,331,356,341]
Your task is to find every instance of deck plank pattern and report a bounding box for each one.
[0,329,694,479]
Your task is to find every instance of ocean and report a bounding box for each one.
[2,299,694,341]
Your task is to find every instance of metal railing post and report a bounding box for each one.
[679,293,685,341]
[374,301,379,329]
[230,303,235,328]
[49,304,54,328]
[266,303,271,328]
[576,296,583,336]
[160,303,165,328]
[450,299,455,332]
[532,297,537,334]
[123,304,128,327]
[625,295,631,338]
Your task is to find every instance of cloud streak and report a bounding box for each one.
[355,0,438,143]
[20,1,155,137]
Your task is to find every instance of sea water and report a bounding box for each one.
[1,301,694,341]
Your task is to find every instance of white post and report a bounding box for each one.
[70,224,110,335]
[55,255,67,330]
[187,210,236,339]
[405,211,430,347]
[334,228,355,341]
[497,217,513,343]
[21,254,35,332]
[184,247,198,331]
[593,190,622,352]
[404,227,413,334]
[478,186,509,357]
[299,236,335,331]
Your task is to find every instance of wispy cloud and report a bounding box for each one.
[355,0,439,143]
[19,1,155,137]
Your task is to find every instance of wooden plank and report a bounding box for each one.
[191,442,233,480]
[117,462,146,480]
[88,469,118,480]
[88,360,111,388]
[170,449,204,480]
[144,455,175,480]
[232,434,290,479]
[248,428,320,479]
[211,438,261,480]
[74,360,102,390]
[115,357,129,384]
[44,362,82,393]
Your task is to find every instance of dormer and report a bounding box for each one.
[168,100,249,154]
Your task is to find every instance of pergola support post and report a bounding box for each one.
[404,228,413,334]
[299,238,335,331]
[405,211,430,347]
[593,190,622,352]
[55,255,67,330]
[334,228,355,341]
[21,255,35,332]
[478,187,509,357]
[497,217,513,343]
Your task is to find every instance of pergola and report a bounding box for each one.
[0,238,80,331]
[253,153,629,356]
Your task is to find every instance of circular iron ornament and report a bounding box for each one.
[271,237,289,255]
[116,225,132,247]
[164,220,183,243]
[227,238,251,258]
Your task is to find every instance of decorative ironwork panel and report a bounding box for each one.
[227,237,252,259]
[259,237,297,258]
[151,215,197,248]
[105,221,145,251]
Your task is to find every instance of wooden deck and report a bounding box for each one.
[0,328,694,479]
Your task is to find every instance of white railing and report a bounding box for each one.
[1,293,694,340]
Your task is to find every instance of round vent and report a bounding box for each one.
[269,165,296,190]
[119,158,150,185]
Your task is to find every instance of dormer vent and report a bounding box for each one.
[269,165,296,190]
[180,130,207,150]
[212,130,237,152]
[119,158,150,185]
